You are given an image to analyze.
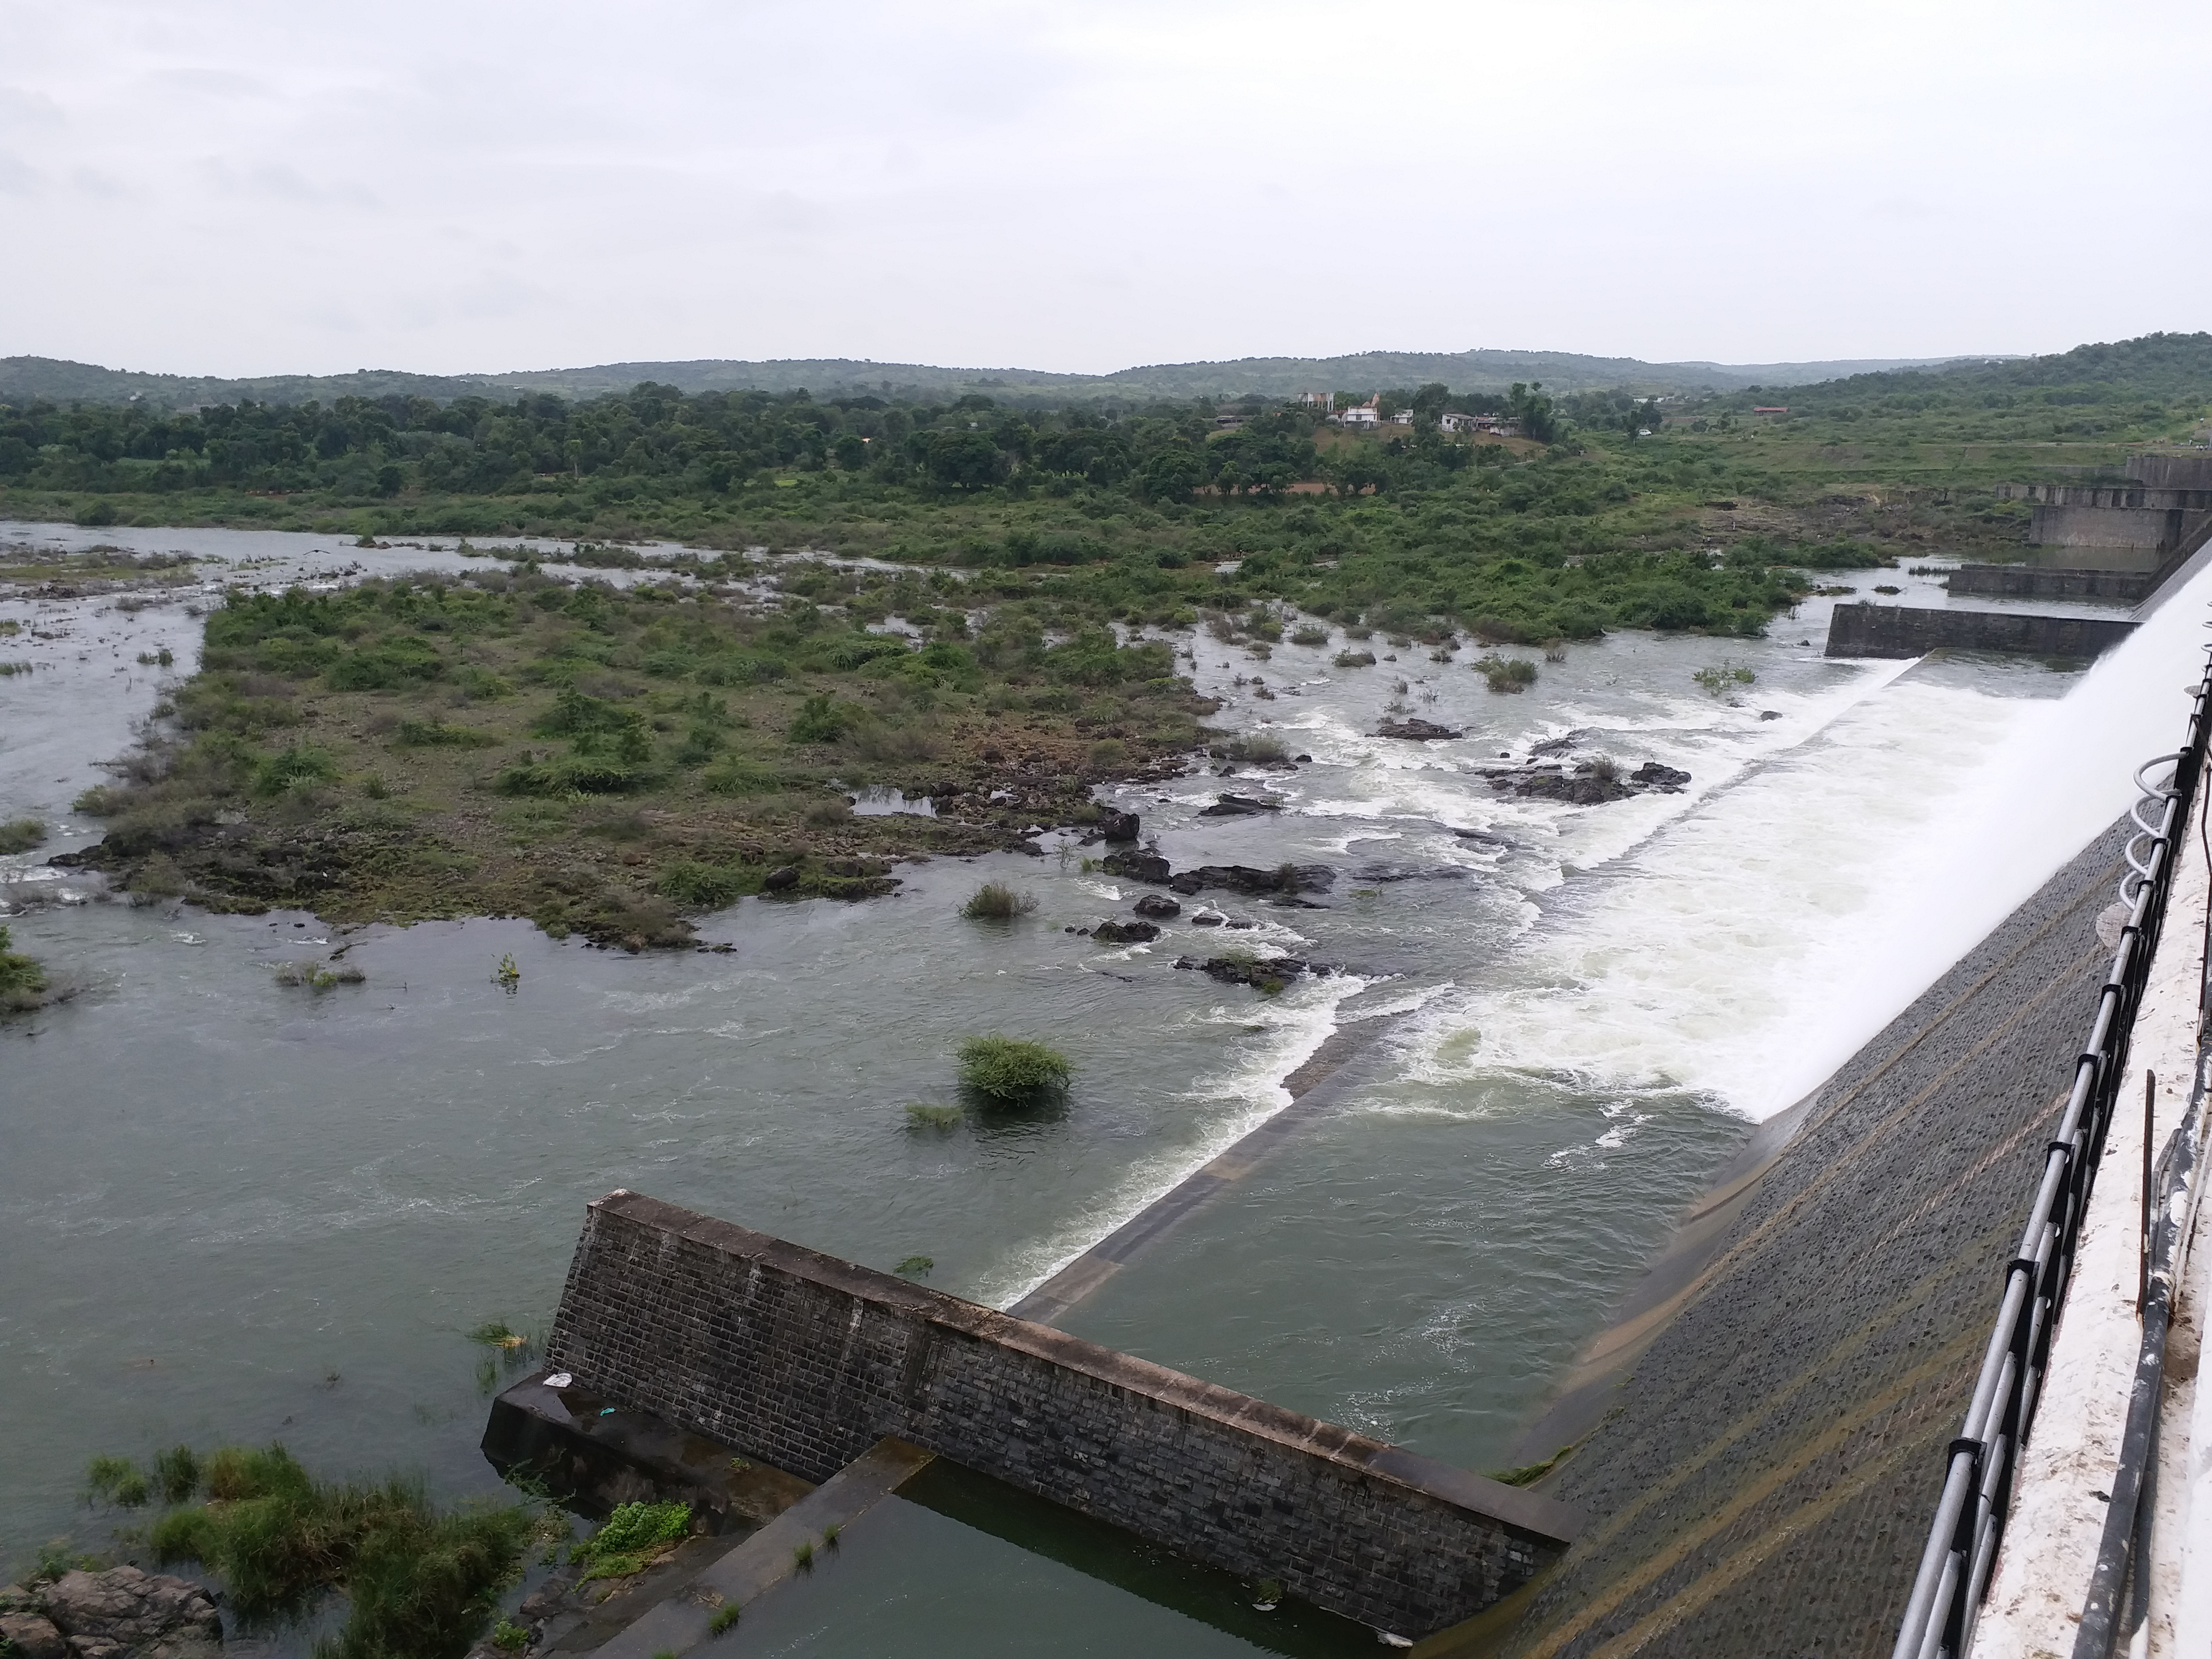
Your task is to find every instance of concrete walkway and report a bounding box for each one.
[586,1439,935,1659]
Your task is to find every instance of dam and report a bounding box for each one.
[475,565,2212,1656]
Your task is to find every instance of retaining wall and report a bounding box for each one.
[1945,565,2152,602]
[545,1190,1577,1637]
[1825,603,2134,659]
[2029,503,2204,552]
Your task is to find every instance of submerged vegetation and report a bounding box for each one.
[957,1035,1073,1103]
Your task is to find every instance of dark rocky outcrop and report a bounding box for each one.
[1101,848,1171,884]
[1630,760,1691,792]
[1132,893,1181,918]
[1375,718,1462,740]
[32,1567,223,1659]
[1198,793,1283,817]
[1103,848,1331,899]
[1527,728,1595,758]
[1492,759,1693,805]
[1091,919,1161,944]
[1350,864,1474,884]
[762,866,801,890]
[1098,808,1141,842]
[1174,955,1337,987]
[1166,863,1334,898]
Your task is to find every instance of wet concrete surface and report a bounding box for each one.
[1484,818,2134,1659]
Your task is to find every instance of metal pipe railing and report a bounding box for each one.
[1891,640,2212,1659]
[2073,969,2212,1655]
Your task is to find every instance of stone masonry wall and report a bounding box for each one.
[545,1191,1576,1637]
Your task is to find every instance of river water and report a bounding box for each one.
[0,519,2197,1652]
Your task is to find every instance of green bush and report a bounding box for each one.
[788,694,858,744]
[252,745,340,796]
[0,926,48,999]
[493,757,652,796]
[655,861,757,910]
[391,720,497,748]
[956,1035,1072,1102]
[145,1443,537,1659]
[960,882,1036,921]
[0,817,46,854]
[572,1500,691,1582]
[701,760,779,796]
[1473,654,1539,693]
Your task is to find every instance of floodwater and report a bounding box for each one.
[0,518,2194,1651]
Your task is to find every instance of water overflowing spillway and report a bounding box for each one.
[1,519,2201,1650]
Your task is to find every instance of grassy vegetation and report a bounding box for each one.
[0,817,46,853]
[956,1035,1072,1103]
[56,569,1203,947]
[0,924,48,1011]
[568,1499,691,1582]
[960,880,1036,921]
[113,1443,542,1659]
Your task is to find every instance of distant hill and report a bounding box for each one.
[0,347,2003,411]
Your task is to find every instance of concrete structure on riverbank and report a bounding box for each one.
[523,1190,1578,1641]
[1825,602,2136,659]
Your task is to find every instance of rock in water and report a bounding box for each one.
[1201,955,1310,987]
[1090,919,1161,944]
[1166,863,1335,897]
[1098,808,1140,842]
[1375,718,1462,740]
[1131,893,1181,918]
[39,1567,223,1659]
[1198,793,1283,816]
[1100,848,1171,884]
[762,866,800,890]
[1630,760,1691,791]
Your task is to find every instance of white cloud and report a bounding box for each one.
[0,0,2205,376]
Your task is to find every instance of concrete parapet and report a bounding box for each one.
[544,1190,1580,1637]
[1825,603,2135,659]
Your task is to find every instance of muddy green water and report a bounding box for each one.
[0,518,2185,1652]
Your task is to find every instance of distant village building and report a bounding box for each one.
[1388,409,1415,426]
[1298,391,1335,412]
[1439,410,1515,437]
[1340,405,1379,427]
[1752,406,1789,415]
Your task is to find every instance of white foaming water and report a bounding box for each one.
[1418,569,2212,1121]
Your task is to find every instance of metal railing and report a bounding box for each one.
[1891,639,2212,1659]
[2072,1043,2209,1657]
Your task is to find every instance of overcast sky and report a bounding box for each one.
[4,0,2206,378]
